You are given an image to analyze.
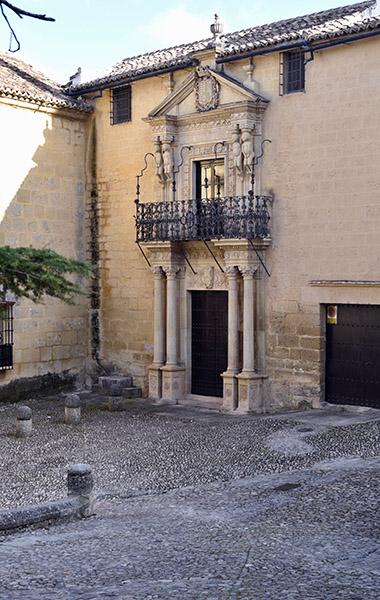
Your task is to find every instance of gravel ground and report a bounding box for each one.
[0,393,379,510]
[0,457,379,599]
[0,394,379,599]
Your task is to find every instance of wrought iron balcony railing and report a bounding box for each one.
[135,195,271,243]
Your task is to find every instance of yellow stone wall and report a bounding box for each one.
[93,75,184,390]
[0,100,89,390]
[93,37,380,409]
[257,38,380,410]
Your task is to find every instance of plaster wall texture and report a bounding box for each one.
[0,101,89,387]
[92,37,380,410]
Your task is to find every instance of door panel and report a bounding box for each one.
[326,304,380,408]
[191,291,228,397]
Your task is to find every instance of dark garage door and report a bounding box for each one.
[326,304,380,408]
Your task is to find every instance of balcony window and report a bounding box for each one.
[195,159,225,199]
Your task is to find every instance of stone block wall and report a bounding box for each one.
[259,38,380,410]
[0,101,89,394]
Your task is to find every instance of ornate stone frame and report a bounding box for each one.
[182,141,233,200]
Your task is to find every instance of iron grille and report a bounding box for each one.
[279,50,305,95]
[0,302,14,370]
[110,85,131,125]
[135,195,270,243]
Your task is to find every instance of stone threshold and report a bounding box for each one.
[178,394,223,410]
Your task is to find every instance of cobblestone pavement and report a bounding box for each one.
[0,395,379,509]
[0,397,379,599]
[0,456,379,599]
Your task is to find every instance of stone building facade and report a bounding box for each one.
[67,0,380,412]
[3,1,380,412]
[0,51,92,398]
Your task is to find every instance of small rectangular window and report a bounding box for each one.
[110,85,131,125]
[280,50,305,95]
[0,302,14,370]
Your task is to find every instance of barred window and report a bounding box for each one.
[0,302,14,370]
[110,85,132,125]
[280,50,305,95]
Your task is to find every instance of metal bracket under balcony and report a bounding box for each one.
[135,195,271,243]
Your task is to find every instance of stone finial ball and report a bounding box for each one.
[65,394,81,408]
[16,406,32,420]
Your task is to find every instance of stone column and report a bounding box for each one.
[222,266,239,411]
[237,267,264,413]
[178,267,186,366]
[148,266,165,402]
[241,267,256,375]
[165,266,179,367]
[161,266,185,403]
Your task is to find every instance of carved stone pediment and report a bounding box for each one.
[144,67,268,122]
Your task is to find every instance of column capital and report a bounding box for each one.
[151,266,164,277]
[239,266,257,278]
[224,266,239,279]
[163,266,179,279]
[177,266,186,279]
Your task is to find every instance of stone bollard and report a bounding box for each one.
[108,382,123,412]
[108,396,123,411]
[67,464,95,517]
[16,406,32,438]
[65,394,81,425]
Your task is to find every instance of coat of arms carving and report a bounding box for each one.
[195,67,220,112]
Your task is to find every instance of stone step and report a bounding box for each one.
[98,376,134,396]
[122,387,142,399]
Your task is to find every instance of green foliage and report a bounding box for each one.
[0,246,94,304]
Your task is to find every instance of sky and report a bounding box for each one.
[0,0,370,83]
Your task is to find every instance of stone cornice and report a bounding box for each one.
[309,280,380,287]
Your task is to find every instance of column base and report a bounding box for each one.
[221,371,239,412]
[161,365,186,404]
[148,364,163,402]
[236,372,267,414]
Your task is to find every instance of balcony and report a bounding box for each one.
[135,195,271,243]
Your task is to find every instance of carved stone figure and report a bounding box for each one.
[232,130,243,175]
[162,142,173,181]
[153,142,164,183]
[241,130,255,173]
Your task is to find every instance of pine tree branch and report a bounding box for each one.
[0,246,94,305]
